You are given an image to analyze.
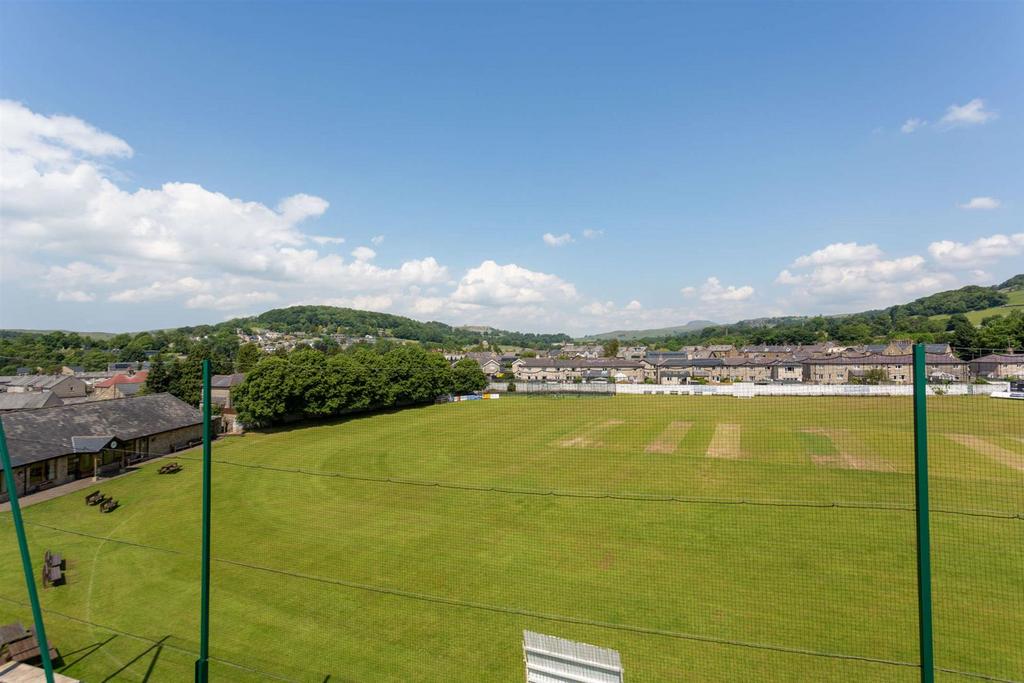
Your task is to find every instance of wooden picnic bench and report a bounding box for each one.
[2,631,58,665]
[41,556,63,587]
[0,622,27,649]
[44,564,63,586]
[44,550,63,570]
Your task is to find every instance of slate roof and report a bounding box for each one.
[969,353,1024,363]
[107,361,150,372]
[74,371,118,380]
[515,358,643,369]
[5,375,77,390]
[210,373,247,388]
[0,392,63,411]
[71,435,117,453]
[925,343,953,354]
[804,353,963,366]
[651,357,724,368]
[0,393,202,468]
[722,357,775,367]
[644,351,692,364]
[117,382,145,396]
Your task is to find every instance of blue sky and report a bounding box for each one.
[1,2,1021,335]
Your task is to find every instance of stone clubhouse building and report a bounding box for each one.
[0,393,203,503]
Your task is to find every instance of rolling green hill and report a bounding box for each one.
[930,288,1024,325]
[582,276,1023,342]
[585,320,717,341]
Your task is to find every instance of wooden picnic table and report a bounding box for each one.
[45,550,63,569]
[4,632,58,664]
[0,622,27,647]
[45,564,63,585]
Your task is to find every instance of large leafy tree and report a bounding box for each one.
[452,358,488,394]
[236,343,261,372]
[233,344,457,427]
[142,356,172,394]
[947,313,979,355]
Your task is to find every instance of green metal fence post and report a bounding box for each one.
[912,343,935,683]
[0,419,55,683]
[195,359,212,683]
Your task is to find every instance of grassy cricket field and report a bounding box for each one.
[1,395,1022,682]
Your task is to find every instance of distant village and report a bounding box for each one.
[445,340,1022,386]
[3,335,1023,419]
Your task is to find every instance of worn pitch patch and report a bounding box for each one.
[946,434,1024,473]
[644,421,692,454]
[556,419,625,448]
[706,423,743,459]
[801,428,893,471]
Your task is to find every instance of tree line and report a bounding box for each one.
[230,345,488,426]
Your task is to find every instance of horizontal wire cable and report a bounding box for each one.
[176,454,1024,520]
[4,435,1020,519]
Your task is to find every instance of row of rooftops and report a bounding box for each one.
[513,353,984,369]
[0,393,203,468]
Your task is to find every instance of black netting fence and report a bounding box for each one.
[927,347,1023,682]
[1,346,1021,682]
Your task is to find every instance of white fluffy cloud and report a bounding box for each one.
[900,99,997,134]
[56,290,95,303]
[928,233,1024,268]
[4,100,1014,336]
[777,241,947,310]
[581,301,615,316]
[542,232,574,247]
[451,260,577,307]
[778,233,1024,313]
[0,99,454,318]
[277,193,329,222]
[939,98,997,128]
[792,242,883,267]
[957,196,1001,210]
[186,291,281,311]
[901,118,925,134]
[0,99,132,162]
[690,277,754,303]
[678,277,756,320]
[109,277,205,303]
[311,235,345,245]
[351,246,376,262]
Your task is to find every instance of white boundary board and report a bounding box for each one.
[523,631,624,683]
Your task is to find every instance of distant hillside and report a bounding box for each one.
[998,274,1024,290]
[928,288,1024,326]
[226,305,571,348]
[0,328,119,340]
[585,320,716,341]
[600,274,1024,349]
